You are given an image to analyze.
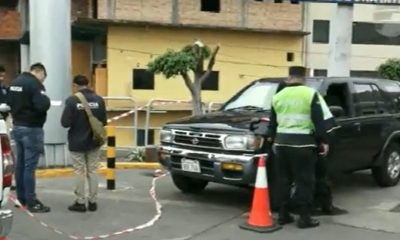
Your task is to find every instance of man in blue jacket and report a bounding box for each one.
[8,63,51,213]
[61,75,107,212]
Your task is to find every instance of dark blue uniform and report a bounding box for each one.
[7,72,50,208]
[61,88,107,152]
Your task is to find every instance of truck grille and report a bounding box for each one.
[172,130,224,149]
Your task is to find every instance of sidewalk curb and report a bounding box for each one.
[36,162,161,178]
[109,162,161,170]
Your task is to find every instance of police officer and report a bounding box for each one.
[8,63,51,213]
[61,75,107,213]
[275,77,345,216]
[268,66,328,229]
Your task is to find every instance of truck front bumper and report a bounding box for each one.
[159,146,258,186]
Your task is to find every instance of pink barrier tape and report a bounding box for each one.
[107,100,193,123]
[9,173,168,239]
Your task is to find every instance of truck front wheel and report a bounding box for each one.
[372,144,400,187]
[171,173,208,194]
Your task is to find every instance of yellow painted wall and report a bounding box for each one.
[107,26,303,102]
[106,25,304,147]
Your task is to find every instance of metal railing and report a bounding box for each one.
[144,99,198,146]
[104,96,139,146]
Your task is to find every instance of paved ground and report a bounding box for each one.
[6,169,400,240]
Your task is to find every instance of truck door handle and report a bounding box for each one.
[354,122,361,131]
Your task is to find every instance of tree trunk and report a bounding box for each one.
[191,82,203,115]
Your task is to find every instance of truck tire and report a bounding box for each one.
[171,173,208,194]
[372,144,400,187]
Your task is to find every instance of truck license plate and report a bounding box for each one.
[181,159,201,173]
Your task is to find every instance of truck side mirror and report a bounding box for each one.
[249,118,261,131]
[329,106,345,118]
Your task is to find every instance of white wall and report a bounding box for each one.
[305,3,400,73]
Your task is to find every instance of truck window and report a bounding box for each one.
[222,82,278,111]
[324,83,351,117]
[381,81,400,112]
[353,83,380,116]
[222,79,322,112]
[370,84,391,114]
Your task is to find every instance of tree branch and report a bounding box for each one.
[199,45,220,84]
[207,45,220,71]
[181,72,195,95]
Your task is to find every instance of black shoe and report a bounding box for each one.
[68,202,87,213]
[278,214,295,225]
[88,202,97,212]
[297,217,320,229]
[322,206,348,216]
[28,200,51,213]
[15,199,26,209]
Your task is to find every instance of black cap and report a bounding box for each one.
[289,66,306,78]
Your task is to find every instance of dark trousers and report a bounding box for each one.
[314,156,332,210]
[276,146,317,216]
[11,126,44,206]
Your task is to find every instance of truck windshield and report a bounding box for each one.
[222,80,322,112]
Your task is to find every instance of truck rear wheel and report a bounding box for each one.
[171,173,208,194]
[372,144,400,187]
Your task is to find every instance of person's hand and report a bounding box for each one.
[319,143,329,157]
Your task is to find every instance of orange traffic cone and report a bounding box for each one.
[240,154,281,233]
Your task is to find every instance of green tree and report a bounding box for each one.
[378,58,400,81]
[148,41,220,115]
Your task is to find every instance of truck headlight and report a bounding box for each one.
[224,135,263,151]
[160,129,173,143]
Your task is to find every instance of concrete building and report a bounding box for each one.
[0,0,21,82]
[304,3,400,77]
[74,0,307,147]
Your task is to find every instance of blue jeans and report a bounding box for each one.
[11,126,44,206]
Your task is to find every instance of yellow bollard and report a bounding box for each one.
[106,125,116,190]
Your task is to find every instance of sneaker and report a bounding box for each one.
[322,206,348,216]
[27,200,51,213]
[15,203,26,209]
[68,202,87,213]
[297,217,320,229]
[278,214,295,225]
[15,199,26,209]
[88,202,97,212]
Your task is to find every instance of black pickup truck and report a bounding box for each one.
[159,77,400,196]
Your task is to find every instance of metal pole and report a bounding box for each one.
[19,45,30,72]
[18,0,29,72]
[29,0,71,167]
[327,3,353,77]
[144,100,153,146]
[134,103,139,146]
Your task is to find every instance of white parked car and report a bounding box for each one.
[0,117,13,238]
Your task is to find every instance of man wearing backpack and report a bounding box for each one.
[61,75,107,212]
